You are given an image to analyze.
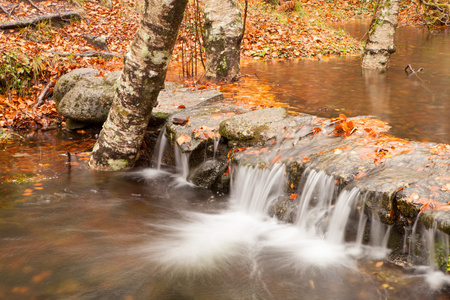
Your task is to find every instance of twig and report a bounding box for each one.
[9,4,19,19]
[33,80,54,109]
[195,0,205,70]
[0,4,9,15]
[0,3,18,20]
[239,0,248,44]
[26,0,45,14]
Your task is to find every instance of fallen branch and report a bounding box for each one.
[33,80,54,109]
[0,11,82,30]
[49,50,122,59]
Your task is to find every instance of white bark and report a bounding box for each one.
[89,0,187,170]
[204,0,243,80]
[362,0,400,70]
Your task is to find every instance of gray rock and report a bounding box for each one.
[83,34,109,51]
[188,160,228,189]
[56,70,119,124]
[54,68,225,127]
[219,107,288,141]
[53,68,100,104]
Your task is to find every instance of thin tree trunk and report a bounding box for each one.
[203,0,243,81]
[89,0,188,171]
[362,0,400,70]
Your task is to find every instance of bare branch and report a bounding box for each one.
[33,80,55,109]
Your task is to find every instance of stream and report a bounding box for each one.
[241,24,450,144]
[1,25,450,299]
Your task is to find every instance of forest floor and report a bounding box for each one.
[0,0,426,130]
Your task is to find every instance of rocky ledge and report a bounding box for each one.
[55,68,450,241]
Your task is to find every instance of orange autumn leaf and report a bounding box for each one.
[354,172,367,180]
[176,133,191,145]
[272,154,282,164]
[32,270,52,283]
[289,193,297,199]
[22,189,33,196]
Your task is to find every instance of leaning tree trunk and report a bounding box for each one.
[362,0,400,70]
[203,0,243,81]
[89,0,188,171]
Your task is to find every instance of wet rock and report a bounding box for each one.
[188,160,228,189]
[165,98,249,156]
[346,166,427,222]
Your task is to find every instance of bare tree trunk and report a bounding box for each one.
[362,0,400,70]
[89,0,188,171]
[203,0,243,81]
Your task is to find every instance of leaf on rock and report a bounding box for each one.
[176,133,191,145]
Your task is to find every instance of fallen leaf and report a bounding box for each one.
[176,133,191,145]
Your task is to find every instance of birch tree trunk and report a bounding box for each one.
[362,0,400,70]
[203,0,243,80]
[89,0,187,171]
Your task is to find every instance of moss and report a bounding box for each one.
[151,51,170,65]
[107,158,128,171]
[141,46,151,59]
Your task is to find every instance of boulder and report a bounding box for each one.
[54,68,225,129]
[54,69,120,128]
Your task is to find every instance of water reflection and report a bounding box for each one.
[241,25,450,143]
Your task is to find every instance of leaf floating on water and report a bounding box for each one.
[32,270,52,283]
[22,189,33,196]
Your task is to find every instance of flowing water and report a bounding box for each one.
[241,24,450,144]
[1,129,450,299]
[2,25,450,299]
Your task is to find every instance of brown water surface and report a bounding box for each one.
[242,24,450,143]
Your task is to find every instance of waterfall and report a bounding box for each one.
[230,163,286,216]
[326,187,360,244]
[174,144,190,180]
[294,168,336,234]
[213,134,220,160]
[152,126,168,170]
